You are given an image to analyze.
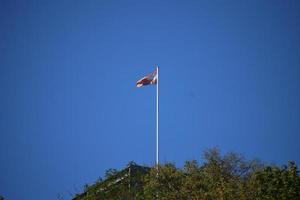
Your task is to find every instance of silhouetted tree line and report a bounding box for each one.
[73,149,300,200]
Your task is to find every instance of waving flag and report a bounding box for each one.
[136,69,157,88]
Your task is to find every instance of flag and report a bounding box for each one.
[136,69,157,88]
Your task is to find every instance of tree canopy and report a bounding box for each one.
[73,149,300,200]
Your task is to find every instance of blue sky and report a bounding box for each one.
[1,0,300,199]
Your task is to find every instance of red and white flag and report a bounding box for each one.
[136,69,157,88]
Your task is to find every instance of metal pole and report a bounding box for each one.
[156,66,159,166]
[156,66,159,200]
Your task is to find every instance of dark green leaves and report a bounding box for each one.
[74,149,299,200]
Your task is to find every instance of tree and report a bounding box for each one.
[182,160,208,200]
[144,164,185,200]
[249,161,300,200]
[73,149,299,200]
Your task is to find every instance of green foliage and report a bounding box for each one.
[73,149,300,200]
[105,168,118,179]
[144,163,185,200]
[248,161,300,200]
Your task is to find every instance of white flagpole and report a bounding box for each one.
[156,66,159,166]
[155,66,159,200]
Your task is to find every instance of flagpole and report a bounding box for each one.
[156,66,159,200]
[156,66,159,166]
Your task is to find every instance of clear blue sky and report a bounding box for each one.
[1,0,300,199]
